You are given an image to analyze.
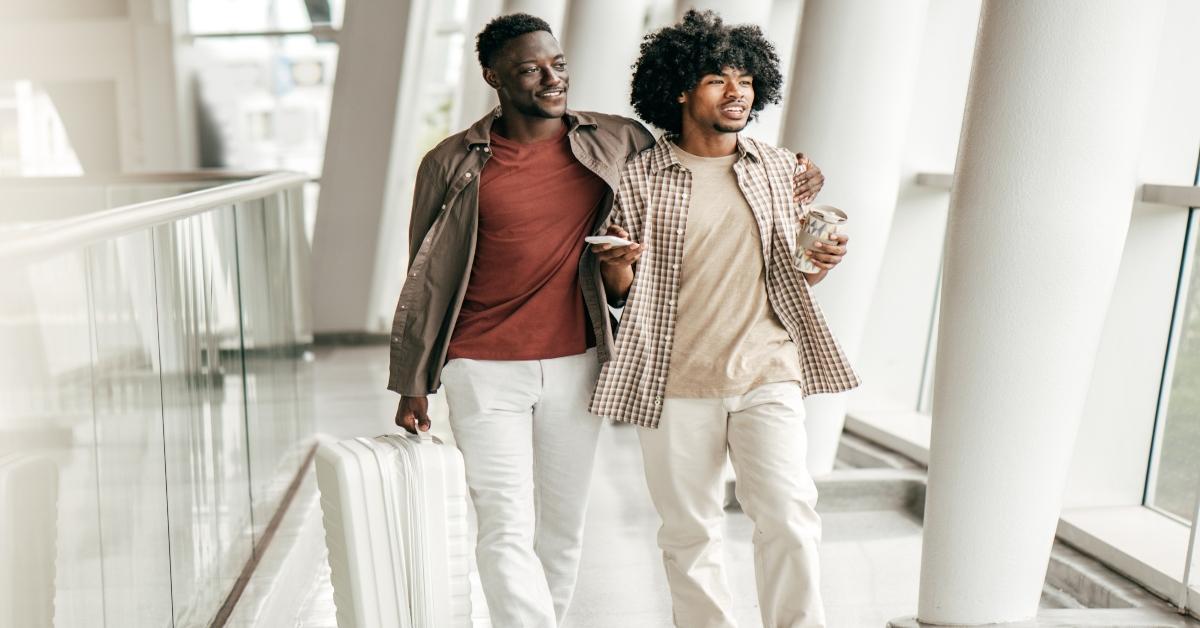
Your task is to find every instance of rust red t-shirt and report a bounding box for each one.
[447,123,607,361]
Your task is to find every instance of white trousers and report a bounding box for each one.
[638,382,825,628]
[440,350,602,628]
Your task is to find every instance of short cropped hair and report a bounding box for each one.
[476,13,554,68]
[630,10,784,134]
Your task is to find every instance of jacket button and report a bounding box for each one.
[440,203,446,209]
[391,336,399,342]
[464,172,473,179]
[400,305,407,310]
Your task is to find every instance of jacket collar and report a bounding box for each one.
[647,132,762,174]
[463,107,600,148]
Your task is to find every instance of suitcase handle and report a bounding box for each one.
[401,431,442,445]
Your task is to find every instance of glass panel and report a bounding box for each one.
[235,194,307,540]
[0,250,103,627]
[85,231,174,626]
[1150,207,1200,523]
[153,206,254,626]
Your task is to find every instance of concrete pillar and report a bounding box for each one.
[311,0,425,333]
[778,0,929,475]
[914,1,1166,624]
[561,0,650,116]
[455,0,503,131]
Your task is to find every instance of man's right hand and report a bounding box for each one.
[395,395,431,434]
[593,225,640,304]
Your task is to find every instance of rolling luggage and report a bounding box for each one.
[315,433,473,628]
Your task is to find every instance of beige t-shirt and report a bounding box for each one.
[665,142,805,398]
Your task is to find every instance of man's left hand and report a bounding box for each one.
[803,233,849,271]
[793,153,825,205]
[802,232,849,285]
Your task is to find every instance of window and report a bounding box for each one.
[1148,196,1200,524]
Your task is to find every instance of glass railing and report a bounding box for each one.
[0,171,314,627]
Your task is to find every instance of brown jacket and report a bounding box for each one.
[387,109,655,396]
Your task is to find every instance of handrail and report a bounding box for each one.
[0,171,309,263]
[914,171,1200,209]
[0,170,314,186]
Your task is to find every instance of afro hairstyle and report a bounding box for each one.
[630,10,784,134]
[476,13,554,69]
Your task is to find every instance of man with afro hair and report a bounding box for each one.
[387,11,826,627]
[590,10,858,628]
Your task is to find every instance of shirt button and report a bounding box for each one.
[672,263,679,270]
[392,336,399,342]
[399,305,407,310]
[668,299,675,306]
[676,228,683,235]
[483,146,491,153]
[409,271,417,277]
[441,203,446,209]
[657,376,664,382]
[464,172,473,179]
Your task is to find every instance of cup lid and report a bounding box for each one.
[809,205,848,223]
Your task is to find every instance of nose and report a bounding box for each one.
[724,81,741,99]
[542,67,564,86]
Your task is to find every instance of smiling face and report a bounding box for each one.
[483,30,569,119]
[679,66,755,134]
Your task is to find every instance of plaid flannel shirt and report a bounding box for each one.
[590,134,861,428]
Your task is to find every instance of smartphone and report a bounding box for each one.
[585,235,634,247]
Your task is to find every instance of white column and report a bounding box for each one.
[311,0,425,333]
[915,1,1165,624]
[561,0,650,116]
[505,0,568,34]
[455,0,503,132]
[778,0,929,475]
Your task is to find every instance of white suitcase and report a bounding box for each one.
[315,433,474,628]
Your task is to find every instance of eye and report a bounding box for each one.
[554,62,567,70]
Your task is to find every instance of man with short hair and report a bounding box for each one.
[591,11,859,628]
[388,12,827,627]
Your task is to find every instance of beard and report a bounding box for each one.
[712,117,749,134]
[513,97,565,119]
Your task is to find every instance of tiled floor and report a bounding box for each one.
[286,346,925,627]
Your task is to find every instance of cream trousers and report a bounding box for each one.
[441,350,602,628]
[638,382,825,628]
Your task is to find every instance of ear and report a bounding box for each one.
[677,92,687,104]
[483,67,501,90]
